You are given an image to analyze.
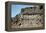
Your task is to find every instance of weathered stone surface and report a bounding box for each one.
[11,5,44,29]
[11,15,43,28]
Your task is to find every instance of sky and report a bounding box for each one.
[11,4,34,17]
